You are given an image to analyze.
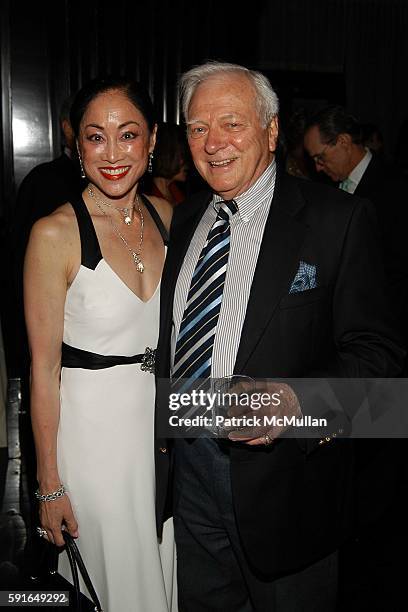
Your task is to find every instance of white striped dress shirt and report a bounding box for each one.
[171,161,277,378]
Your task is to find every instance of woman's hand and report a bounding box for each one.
[39,495,79,547]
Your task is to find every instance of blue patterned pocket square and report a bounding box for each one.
[289,261,317,293]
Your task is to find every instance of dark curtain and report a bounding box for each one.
[345,0,408,155]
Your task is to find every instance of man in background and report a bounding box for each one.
[304,105,408,332]
[12,93,85,254]
[304,104,408,606]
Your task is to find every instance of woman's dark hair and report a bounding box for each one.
[70,76,156,137]
[153,122,190,179]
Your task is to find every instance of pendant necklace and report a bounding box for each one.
[89,187,145,273]
[88,186,135,225]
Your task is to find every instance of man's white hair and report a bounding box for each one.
[179,61,279,129]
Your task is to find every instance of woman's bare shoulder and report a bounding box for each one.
[29,202,77,246]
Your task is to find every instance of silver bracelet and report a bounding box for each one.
[35,483,66,502]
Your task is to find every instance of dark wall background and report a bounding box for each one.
[1,0,407,222]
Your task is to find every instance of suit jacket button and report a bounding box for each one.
[159,447,167,453]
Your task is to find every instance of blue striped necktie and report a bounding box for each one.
[173,199,238,390]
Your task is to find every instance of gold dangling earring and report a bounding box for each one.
[148,151,153,174]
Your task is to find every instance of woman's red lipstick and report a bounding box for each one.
[99,166,130,180]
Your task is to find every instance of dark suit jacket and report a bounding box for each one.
[350,155,408,528]
[13,152,85,262]
[155,168,404,576]
[354,154,408,334]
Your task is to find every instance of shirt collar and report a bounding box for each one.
[348,148,372,187]
[213,160,276,220]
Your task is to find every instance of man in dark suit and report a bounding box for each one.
[155,63,404,611]
[11,94,85,372]
[304,105,408,336]
[304,105,408,606]
[13,94,85,262]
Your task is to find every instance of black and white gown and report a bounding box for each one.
[57,196,176,611]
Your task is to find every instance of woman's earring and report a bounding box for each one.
[148,151,154,174]
[78,153,86,179]
[76,143,86,179]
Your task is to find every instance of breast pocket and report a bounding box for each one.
[279,286,328,310]
[277,287,331,371]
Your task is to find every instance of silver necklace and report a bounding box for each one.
[90,189,145,273]
[88,186,135,225]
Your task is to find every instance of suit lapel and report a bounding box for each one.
[234,172,309,373]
